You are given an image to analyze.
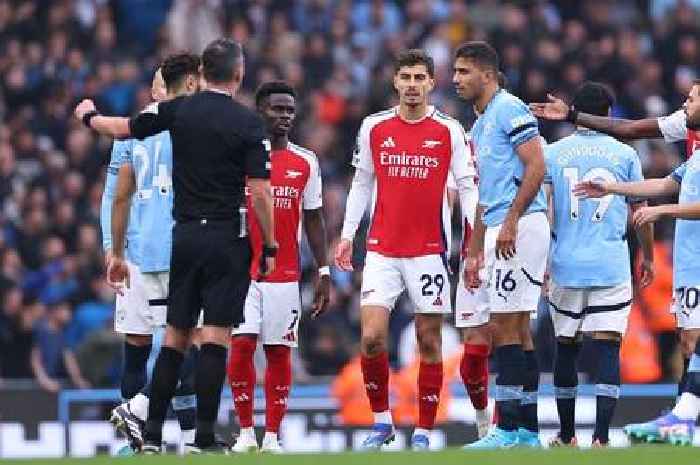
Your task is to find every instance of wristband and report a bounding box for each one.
[566,106,578,124]
[318,266,330,277]
[262,244,278,258]
[82,110,99,128]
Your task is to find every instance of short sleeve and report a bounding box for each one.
[351,118,375,174]
[496,97,539,148]
[670,162,687,184]
[448,120,476,181]
[129,98,180,140]
[243,116,271,179]
[303,154,323,210]
[657,109,687,143]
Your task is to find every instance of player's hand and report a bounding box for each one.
[495,216,517,260]
[529,93,569,121]
[311,274,331,318]
[632,205,665,228]
[638,260,654,288]
[107,256,130,295]
[259,256,276,278]
[573,180,608,199]
[74,99,96,121]
[334,239,353,271]
[103,249,113,271]
[542,271,550,296]
[464,252,484,290]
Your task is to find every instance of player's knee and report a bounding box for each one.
[361,331,387,357]
[416,332,441,361]
[591,331,622,343]
[681,331,700,358]
[489,314,521,344]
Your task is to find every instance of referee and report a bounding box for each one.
[75,39,276,454]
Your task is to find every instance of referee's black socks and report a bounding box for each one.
[194,343,228,446]
[144,347,184,444]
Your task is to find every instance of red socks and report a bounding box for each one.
[417,361,444,429]
[228,336,257,428]
[361,352,390,412]
[264,345,291,433]
[461,344,490,410]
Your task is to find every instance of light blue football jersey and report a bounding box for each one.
[100,140,140,264]
[545,130,643,287]
[125,131,174,273]
[471,89,547,227]
[670,150,700,288]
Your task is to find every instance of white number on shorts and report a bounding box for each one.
[420,274,445,296]
[495,269,516,292]
[563,167,616,222]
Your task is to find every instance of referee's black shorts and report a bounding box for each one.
[168,219,251,329]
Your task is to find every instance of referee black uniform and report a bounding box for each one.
[125,39,272,452]
[130,90,269,329]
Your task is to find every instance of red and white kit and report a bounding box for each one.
[234,142,322,346]
[342,106,477,313]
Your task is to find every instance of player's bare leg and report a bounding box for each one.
[518,313,540,447]
[228,334,259,453]
[359,305,394,450]
[412,314,443,450]
[460,325,491,438]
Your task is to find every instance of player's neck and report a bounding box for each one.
[205,81,238,97]
[398,102,429,122]
[271,135,288,151]
[475,83,499,114]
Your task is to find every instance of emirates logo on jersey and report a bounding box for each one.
[272,185,300,209]
[379,151,439,179]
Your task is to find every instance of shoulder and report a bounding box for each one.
[287,142,319,170]
[431,108,465,132]
[228,101,266,134]
[360,108,397,131]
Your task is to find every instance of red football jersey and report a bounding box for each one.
[352,106,475,257]
[249,143,322,282]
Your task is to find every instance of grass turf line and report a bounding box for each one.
[2,446,698,465]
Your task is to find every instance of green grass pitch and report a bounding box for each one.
[3,446,698,465]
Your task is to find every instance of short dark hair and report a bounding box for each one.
[454,41,500,72]
[201,38,243,84]
[160,52,200,91]
[394,49,435,78]
[571,81,615,117]
[255,81,296,107]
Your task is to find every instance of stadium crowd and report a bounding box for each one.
[0,0,699,391]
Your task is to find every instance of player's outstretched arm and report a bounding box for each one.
[529,94,663,139]
[336,167,374,271]
[630,201,655,288]
[249,177,277,277]
[633,201,700,226]
[74,99,131,139]
[574,177,679,199]
[304,208,331,318]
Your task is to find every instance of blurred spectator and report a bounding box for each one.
[30,301,90,392]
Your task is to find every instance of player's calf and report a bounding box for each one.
[228,335,257,451]
[591,334,622,446]
[553,337,580,445]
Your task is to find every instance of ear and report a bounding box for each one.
[426,76,436,93]
[393,73,400,93]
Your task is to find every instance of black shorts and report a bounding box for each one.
[168,219,251,329]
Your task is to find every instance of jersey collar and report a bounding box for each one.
[395,105,435,124]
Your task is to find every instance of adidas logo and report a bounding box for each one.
[421,394,440,403]
[432,295,443,306]
[234,393,250,402]
[283,332,296,342]
[365,382,379,391]
[380,136,396,148]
